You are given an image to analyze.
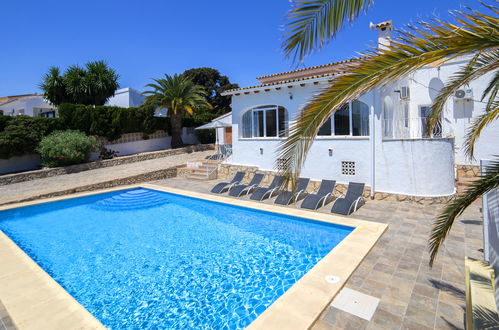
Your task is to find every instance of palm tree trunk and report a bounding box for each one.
[170,111,184,148]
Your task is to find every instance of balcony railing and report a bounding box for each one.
[382,117,442,140]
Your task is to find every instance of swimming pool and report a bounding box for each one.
[0,187,353,329]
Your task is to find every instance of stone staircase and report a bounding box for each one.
[181,159,221,180]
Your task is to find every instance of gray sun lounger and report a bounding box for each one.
[300,179,336,210]
[331,182,365,215]
[274,177,310,205]
[250,176,284,201]
[229,173,264,197]
[210,171,245,194]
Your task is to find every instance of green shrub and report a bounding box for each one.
[195,128,215,144]
[0,116,62,159]
[37,130,99,167]
[58,104,168,141]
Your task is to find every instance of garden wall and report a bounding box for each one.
[0,154,41,175]
[0,144,214,185]
[0,129,200,175]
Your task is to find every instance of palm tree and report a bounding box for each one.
[39,67,68,106]
[279,0,499,265]
[143,74,211,148]
[85,61,120,106]
[40,61,119,106]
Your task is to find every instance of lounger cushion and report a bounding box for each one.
[275,191,293,205]
[229,185,249,197]
[250,187,271,200]
[331,198,352,215]
[210,182,231,193]
[300,194,324,210]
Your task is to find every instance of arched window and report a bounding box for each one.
[317,100,370,137]
[241,105,288,138]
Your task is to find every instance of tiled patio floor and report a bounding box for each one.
[152,177,484,330]
[0,300,15,330]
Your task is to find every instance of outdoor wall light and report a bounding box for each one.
[328,148,333,156]
[260,147,264,155]
[288,92,293,100]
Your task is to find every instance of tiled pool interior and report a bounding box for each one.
[0,188,352,329]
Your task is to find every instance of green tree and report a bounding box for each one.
[40,61,119,106]
[143,74,212,148]
[39,67,68,106]
[183,67,238,123]
[278,1,499,265]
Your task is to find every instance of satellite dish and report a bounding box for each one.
[428,78,444,101]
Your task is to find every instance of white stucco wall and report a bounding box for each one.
[214,113,232,145]
[106,88,145,108]
[227,75,459,196]
[405,59,498,165]
[0,96,55,117]
[0,154,41,174]
[375,139,455,196]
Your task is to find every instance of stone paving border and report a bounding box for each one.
[0,144,214,186]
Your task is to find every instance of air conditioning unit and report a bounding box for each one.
[454,88,473,100]
[400,86,410,100]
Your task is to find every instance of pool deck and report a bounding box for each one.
[0,176,484,329]
[151,178,483,330]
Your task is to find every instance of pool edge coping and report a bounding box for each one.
[0,183,387,329]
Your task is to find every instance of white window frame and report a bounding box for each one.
[419,104,442,138]
[241,105,287,139]
[318,100,369,137]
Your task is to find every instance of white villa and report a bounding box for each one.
[0,94,56,117]
[220,21,499,198]
[105,87,145,108]
[0,87,145,118]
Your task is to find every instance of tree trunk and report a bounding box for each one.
[170,111,184,149]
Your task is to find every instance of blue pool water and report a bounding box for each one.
[0,188,352,329]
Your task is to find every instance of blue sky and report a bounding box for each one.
[0,0,481,96]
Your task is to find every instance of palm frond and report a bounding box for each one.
[426,51,499,134]
[282,0,373,62]
[278,6,499,185]
[482,70,499,112]
[429,157,499,266]
[464,103,499,158]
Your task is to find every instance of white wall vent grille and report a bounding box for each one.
[342,161,356,175]
[276,158,287,171]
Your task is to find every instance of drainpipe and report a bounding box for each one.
[370,94,376,199]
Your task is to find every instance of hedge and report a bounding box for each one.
[0,116,63,159]
[57,103,168,141]
[0,104,169,159]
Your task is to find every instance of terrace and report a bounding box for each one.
[0,170,484,330]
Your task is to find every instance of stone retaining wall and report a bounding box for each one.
[457,164,480,179]
[97,130,168,145]
[0,167,179,206]
[217,164,453,204]
[0,144,214,186]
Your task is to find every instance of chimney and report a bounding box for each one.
[369,20,393,50]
